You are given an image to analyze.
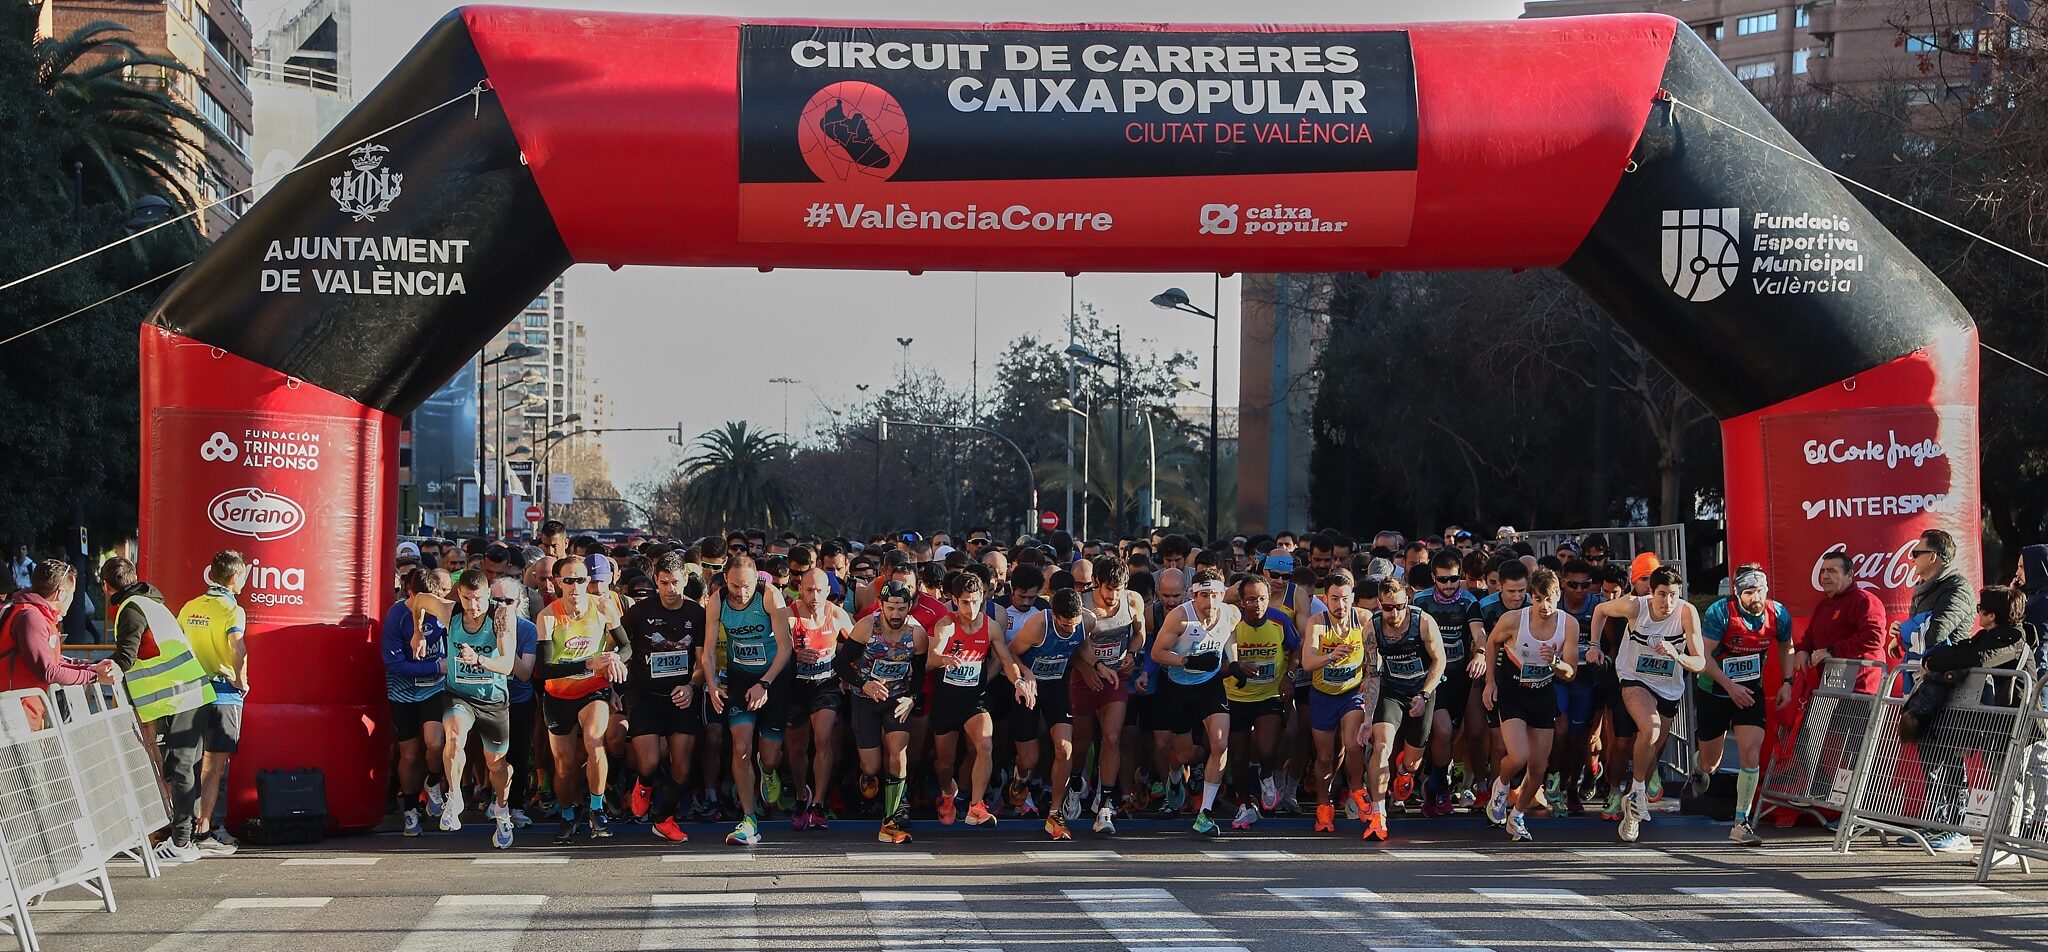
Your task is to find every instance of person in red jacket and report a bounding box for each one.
[2,560,117,728]
[1783,550,1890,702]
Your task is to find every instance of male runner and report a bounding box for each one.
[997,565,1051,816]
[1010,587,1089,839]
[1225,576,1298,829]
[1362,577,1446,840]
[837,581,929,843]
[1482,568,1578,842]
[1303,570,1374,836]
[179,551,251,856]
[929,572,1033,827]
[383,568,449,837]
[1695,564,1791,846]
[1414,550,1485,816]
[786,567,854,831]
[1554,559,1607,815]
[1150,568,1242,837]
[537,554,629,844]
[1068,556,1147,830]
[1591,565,1706,843]
[416,570,520,848]
[705,555,794,846]
[621,552,703,843]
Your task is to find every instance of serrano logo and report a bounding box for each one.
[200,431,239,462]
[798,82,908,183]
[1661,207,1741,302]
[207,488,305,541]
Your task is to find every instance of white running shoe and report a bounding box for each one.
[1486,789,1511,826]
[1093,805,1116,836]
[1618,797,1642,844]
[440,789,465,832]
[1260,774,1280,812]
[424,781,445,819]
[195,832,238,857]
[403,809,423,837]
[1062,786,1084,821]
[154,839,201,864]
[509,808,533,829]
[1506,812,1533,842]
[1729,820,1762,846]
[1231,804,1260,830]
[493,811,515,850]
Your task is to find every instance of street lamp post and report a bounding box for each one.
[768,376,800,440]
[1064,343,1116,542]
[879,417,1037,540]
[1152,284,1220,545]
[1051,396,1091,541]
[534,422,677,523]
[479,342,539,536]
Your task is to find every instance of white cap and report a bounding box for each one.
[934,544,957,560]
[396,541,421,560]
[1495,526,1518,539]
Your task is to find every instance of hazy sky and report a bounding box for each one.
[248,0,1526,493]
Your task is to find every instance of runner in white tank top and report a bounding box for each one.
[1479,568,1578,841]
[1588,565,1704,844]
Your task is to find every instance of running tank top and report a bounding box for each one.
[1227,612,1290,703]
[720,590,776,673]
[1312,609,1368,695]
[1616,598,1688,700]
[1088,591,1137,670]
[447,612,508,704]
[940,612,991,687]
[858,618,922,698]
[1706,599,1777,686]
[1376,612,1429,694]
[1021,612,1087,681]
[1166,604,1237,686]
[791,606,844,681]
[1506,607,1566,690]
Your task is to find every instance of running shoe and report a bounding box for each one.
[1361,805,1389,842]
[726,816,761,846]
[554,811,579,845]
[1231,804,1260,830]
[1618,797,1642,844]
[761,770,783,809]
[685,794,715,824]
[1545,773,1564,804]
[965,801,998,827]
[1506,812,1532,842]
[492,808,516,850]
[439,788,465,833]
[1423,792,1454,818]
[630,781,654,822]
[1928,832,1975,852]
[1350,790,1370,825]
[937,793,958,826]
[654,817,689,842]
[1457,787,1479,811]
[1260,774,1280,812]
[589,810,613,838]
[1062,786,1084,821]
[194,831,237,857]
[1276,793,1304,815]
[1647,773,1664,803]
[211,828,240,849]
[1045,810,1072,841]
[423,781,445,820]
[510,808,533,829]
[1600,789,1625,822]
[1017,791,1039,818]
[878,819,913,844]
[1192,810,1223,838]
[402,809,424,838]
[1093,805,1117,836]
[154,838,201,864]
[1315,802,1336,833]
[1486,790,1511,826]
[859,774,881,801]
[808,807,830,832]
[1391,766,1415,804]
[1728,820,1762,847]
[1343,796,1359,821]
[1006,777,1031,811]
[1166,775,1187,813]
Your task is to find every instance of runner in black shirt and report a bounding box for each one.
[622,552,706,843]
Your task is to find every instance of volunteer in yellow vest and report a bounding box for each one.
[100,557,214,865]
[1302,569,1377,838]
[178,550,250,857]
[1224,575,1299,830]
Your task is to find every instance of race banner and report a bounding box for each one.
[736,27,1420,248]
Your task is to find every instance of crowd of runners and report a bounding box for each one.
[371,521,1823,851]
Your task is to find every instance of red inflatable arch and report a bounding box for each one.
[138,7,1977,830]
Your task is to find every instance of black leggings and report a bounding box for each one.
[509,698,537,809]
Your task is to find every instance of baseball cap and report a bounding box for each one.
[1629,552,1663,581]
[1263,553,1296,573]
[585,553,614,582]
[396,541,421,561]
[934,545,957,560]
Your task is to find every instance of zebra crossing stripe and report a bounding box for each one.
[1026,849,1119,861]
[1063,887,1250,951]
[646,893,758,951]
[1471,888,1704,950]
[143,897,334,952]
[1266,887,1483,951]
[473,856,568,865]
[281,857,380,866]
[215,898,332,908]
[846,850,939,863]
[663,852,757,863]
[395,895,547,952]
[861,890,1002,951]
[1201,850,1296,861]
[1680,886,1984,951]
[1384,849,1486,861]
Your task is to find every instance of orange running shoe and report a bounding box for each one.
[1315,802,1337,833]
[965,801,997,827]
[1362,805,1389,842]
[1045,811,1072,841]
[1391,766,1415,804]
[877,819,913,844]
[938,794,958,826]
[630,781,654,821]
[1350,790,1370,825]
[653,817,690,843]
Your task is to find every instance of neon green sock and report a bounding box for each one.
[882,774,906,818]
[1735,767,1760,822]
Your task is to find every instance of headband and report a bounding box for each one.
[1190,579,1226,595]
[1734,569,1768,593]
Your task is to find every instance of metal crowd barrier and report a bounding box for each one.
[0,682,177,952]
[1756,658,1889,827]
[1835,664,2035,858]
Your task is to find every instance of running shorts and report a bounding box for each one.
[850,691,912,749]
[1069,668,1135,718]
[389,694,447,744]
[1694,686,1767,741]
[625,688,702,738]
[1153,675,1229,736]
[724,668,790,740]
[1010,677,1072,741]
[1228,696,1287,735]
[1438,670,1474,728]
[1613,679,1682,738]
[543,687,611,736]
[1496,679,1560,727]
[1308,688,1365,733]
[449,694,512,755]
[788,677,845,723]
[1374,688,1435,751]
[930,681,993,735]
[205,703,243,755]
[1554,678,1600,733]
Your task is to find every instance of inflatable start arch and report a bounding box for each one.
[138,7,1978,829]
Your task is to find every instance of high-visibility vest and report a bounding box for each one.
[119,596,215,722]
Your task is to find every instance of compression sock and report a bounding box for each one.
[1200,781,1221,812]
[559,803,575,821]
[1735,767,1760,822]
[588,793,604,814]
[882,774,906,819]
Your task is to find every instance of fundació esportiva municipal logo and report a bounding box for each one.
[1661,207,1741,302]
[798,82,909,183]
[331,142,404,222]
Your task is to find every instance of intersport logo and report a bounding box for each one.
[207,488,305,542]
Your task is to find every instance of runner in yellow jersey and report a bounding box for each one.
[1225,576,1298,829]
[1303,569,1377,837]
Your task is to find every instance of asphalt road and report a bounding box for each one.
[22,813,2046,952]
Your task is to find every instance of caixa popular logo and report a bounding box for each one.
[206,488,305,541]
[1661,207,1741,302]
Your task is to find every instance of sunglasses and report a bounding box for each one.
[701,562,726,573]
[1435,575,1462,584]
[1565,580,1595,590]
[1382,603,1411,613]
[557,575,590,584]
[1911,549,1935,558]
[491,596,519,605]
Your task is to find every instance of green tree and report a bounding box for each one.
[680,422,793,530]
[36,16,216,212]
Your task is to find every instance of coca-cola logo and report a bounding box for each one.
[206,488,305,541]
[1810,538,1918,592]
[1802,431,1945,469]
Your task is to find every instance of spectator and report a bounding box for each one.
[0,560,117,728]
[10,545,33,591]
[1789,549,1890,698]
[1900,529,1975,659]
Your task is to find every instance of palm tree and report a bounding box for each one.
[1038,405,1205,538]
[35,17,218,211]
[681,422,793,531]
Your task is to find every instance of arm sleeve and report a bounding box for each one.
[907,648,926,686]
[110,603,147,671]
[537,656,587,680]
[833,638,864,687]
[381,607,441,678]
[608,625,631,663]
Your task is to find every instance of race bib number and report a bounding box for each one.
[454,662,492,686]
[1247,661,1277,683]
[1387,655,1425,680]
[648,650,690,680]
[797,656,836,681]
[1722,654,1763,682]
[1518,662,1552,687]
[943,658,984,686]
[1289,666,1312,685]
[1031,654,1070,679]
[1440,638,1467,664]
[870,660,911,681]
[1323,663,1358,684]
[731,641,768,666]
[1634,652,1676,678]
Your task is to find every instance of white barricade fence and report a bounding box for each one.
[1978,705,2048,880]
[48,682,170,879]
[1757,658,1889,826]
[1835,664,2034,857]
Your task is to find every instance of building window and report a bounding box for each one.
[524,312,547,327]
[1735,60,1777,81]
[195,87,249,157]
[1906,34,1937,54]
[523,330,546,345]
[1694,20,1724,41]
[1792,48,1811,73]
[1737,13,1779,36]
[1794,4,1811,28]
[203,15,249,83]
